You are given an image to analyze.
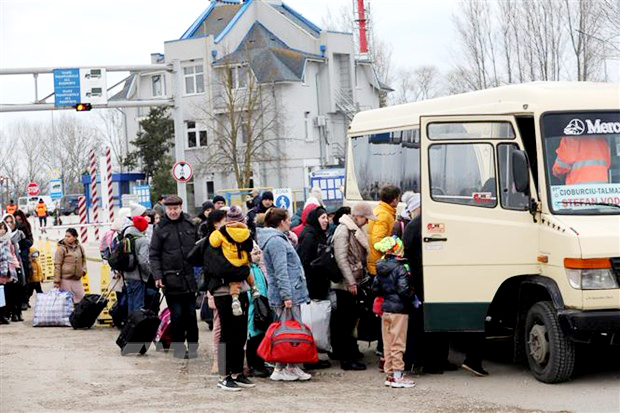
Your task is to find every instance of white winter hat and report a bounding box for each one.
[130,201,147,217]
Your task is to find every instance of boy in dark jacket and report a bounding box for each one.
[372,236,416,389]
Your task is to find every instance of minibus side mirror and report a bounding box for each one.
[512,150,530,194]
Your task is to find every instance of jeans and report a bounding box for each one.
[215,294,248,376]
[126,279,146,313]
[166,293,199,353]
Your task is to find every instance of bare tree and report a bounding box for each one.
[195,62,280,189]
[96,109,127,171]
[565,0,607,80]
[47,115,100,194]
[391,65,443,104]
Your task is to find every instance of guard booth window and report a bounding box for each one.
[429,143,497,208]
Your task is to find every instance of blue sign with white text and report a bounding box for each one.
[53,69,81,107]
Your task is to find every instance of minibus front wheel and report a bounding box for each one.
[525,301,576,383]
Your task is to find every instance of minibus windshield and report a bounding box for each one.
[542,111,620,215]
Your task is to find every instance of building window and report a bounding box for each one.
[183,63,204,95]
[186,121,208,148]
[220,66,249,90]
[152,74,164,97]
[206,181,215,199]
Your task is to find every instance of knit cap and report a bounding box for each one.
[132,216,149,233]
[130,201,147,217]
[261,191,274,201]
[374,235,404,257]
[226,206,245,223]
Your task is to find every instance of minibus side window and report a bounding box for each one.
[429,143,497,208]
[498,144,530,210]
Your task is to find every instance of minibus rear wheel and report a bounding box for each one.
[525,301,575,383]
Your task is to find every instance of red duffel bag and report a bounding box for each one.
[257,308,319,364]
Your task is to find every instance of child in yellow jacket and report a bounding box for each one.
[209,206,258,316]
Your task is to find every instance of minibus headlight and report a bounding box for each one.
[564,258,618,290]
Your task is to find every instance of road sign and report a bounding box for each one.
[49,179,63,201]
[132,185,152,208]
[27,182,40,197]
[53,68,107,107]
[172,161,193,183]
[53,68,81,107]
[80,68,107,105]
[273,188,293,214]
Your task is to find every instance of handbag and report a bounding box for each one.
[253,295,272,332]
[310,236,343,283]
[257,308,319,364]
[186,237,207,267]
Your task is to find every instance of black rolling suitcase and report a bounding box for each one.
[70,294,109,329]
[116,307,161,355]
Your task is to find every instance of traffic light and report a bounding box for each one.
[74,103,92,111]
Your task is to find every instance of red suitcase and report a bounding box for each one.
[257,310,319,364]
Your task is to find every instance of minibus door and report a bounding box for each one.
[419,115,539,332]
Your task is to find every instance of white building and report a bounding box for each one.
[114,0,388,211]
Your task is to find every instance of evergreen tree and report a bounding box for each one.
[124,107,176,202]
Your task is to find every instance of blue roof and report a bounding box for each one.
[270,3,321,38]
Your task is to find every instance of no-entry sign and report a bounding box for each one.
[27,182,40,197]
[172,161,193,183]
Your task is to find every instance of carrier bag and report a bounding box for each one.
[70,294,109,329]
[301,299,332,352]
[32,289,73,327]
[257,308,319,364]
[153,307,172,351]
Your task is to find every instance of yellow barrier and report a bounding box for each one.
[97,264,115,326]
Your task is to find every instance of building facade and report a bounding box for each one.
[116,0,387,210]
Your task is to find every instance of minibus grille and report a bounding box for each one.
[611,258,620,285]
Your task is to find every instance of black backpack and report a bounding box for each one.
[310,235,343,283]
[107,229,138,272]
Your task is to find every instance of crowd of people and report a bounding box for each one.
[0,186,489,392]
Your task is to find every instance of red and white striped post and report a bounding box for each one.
[78,196,88,243]
[88,149,100,241]
[105,146,114,223]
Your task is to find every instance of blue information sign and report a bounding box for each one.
[53,69,81,107]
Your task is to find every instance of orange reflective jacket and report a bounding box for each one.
[552,137,611,185]
[6,204,17,215]
[36,203,47,217]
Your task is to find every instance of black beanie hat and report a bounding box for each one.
[261,191,274,201]
[212,195,226,204]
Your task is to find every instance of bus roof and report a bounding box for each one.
[348,82,620,136]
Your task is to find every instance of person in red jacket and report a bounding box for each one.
[552,136,611,185]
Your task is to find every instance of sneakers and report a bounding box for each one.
[217,376,241,391]
[270,368,298,381]
[231,298,242,316]
[462,362,489,377]
[384,375,394,387]
[391,376,416,388]
[289,366,311,381]
[232,374,256,388]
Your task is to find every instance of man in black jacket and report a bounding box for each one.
[150,195,198,359]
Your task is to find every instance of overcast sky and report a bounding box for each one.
[0,0,461,127]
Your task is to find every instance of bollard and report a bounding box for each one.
[78,196,88,244]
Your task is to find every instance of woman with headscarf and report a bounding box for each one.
[296,206,330,300]
[393,192,420,239]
